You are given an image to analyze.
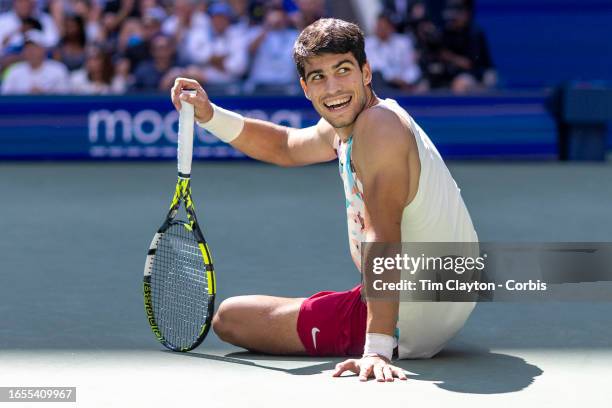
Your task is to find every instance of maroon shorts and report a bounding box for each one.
[296,284,367,356]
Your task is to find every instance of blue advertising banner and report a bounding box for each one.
[0,93,558,160]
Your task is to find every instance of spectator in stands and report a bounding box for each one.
[403,1,430,36]
[48,0,102,43]
[1,29,69,94]
[244,0,267,26]
[290,0,325,30]
[382,0,447,33]
[98,0,137,33]
[190,2,248,86]
[118,7,163,72]
[89,0,143,54]
[0,14,38,69]
[136,0,165,18]
[162,0,210,66]
[381,0,412,33]
[0,0,59,70]
[0,0,12,13]
[227,0,253,35]
[365,13,421,92]
[245,3,298,92]
[90,10,121,53]
[52,14,86,71]
[0,0,59,52]
[438,0,496,93]
[69,44,126,93]
[130,34,181,92]
[409,8,445,90]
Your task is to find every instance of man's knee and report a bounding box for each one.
[212,297,246,344]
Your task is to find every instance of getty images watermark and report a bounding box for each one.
[361,242,612,302]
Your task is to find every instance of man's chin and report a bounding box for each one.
[330,122,353,129]
[325,115,357,129]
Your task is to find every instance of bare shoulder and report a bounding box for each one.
[352,104,413,161]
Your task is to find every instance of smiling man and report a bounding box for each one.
[170,18,477,382]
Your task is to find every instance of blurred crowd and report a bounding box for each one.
[376,0,496,93]
[0,0,496,95]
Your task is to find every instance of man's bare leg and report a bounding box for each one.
[212,296,307,354]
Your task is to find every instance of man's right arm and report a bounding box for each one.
[231,118,337,167]
[171,77,337,167]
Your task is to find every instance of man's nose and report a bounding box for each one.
[325,76,342,95]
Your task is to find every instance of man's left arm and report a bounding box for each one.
[333,108,416,382]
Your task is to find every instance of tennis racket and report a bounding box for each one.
[143,90,216,351]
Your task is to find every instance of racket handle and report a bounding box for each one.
[178,90,196,177]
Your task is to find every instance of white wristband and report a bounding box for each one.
[363,333,397,361]
[196,103,245,144]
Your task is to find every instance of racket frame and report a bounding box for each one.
[143,176,216,351]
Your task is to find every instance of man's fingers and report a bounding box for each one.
[173,77,200,97]
[359,364,372,382]
[170,82,181,110]
[332,359,359,377]
[333,358,408,383]
[382,365,394,382]
[180,92,196,103]
[174,77,200,89]
[391,365,408,380]
[373,364,385,382]
[171,78,208,112]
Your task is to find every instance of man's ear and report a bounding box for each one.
[362,61,373,87]
[300,77,311,100]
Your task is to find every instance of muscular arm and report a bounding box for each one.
[332,106,416,381]
[351,107,416,338]
[171,78,337,167]
[231,118,337,167]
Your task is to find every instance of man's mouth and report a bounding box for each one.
[323,96,352,111]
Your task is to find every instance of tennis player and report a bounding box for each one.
[170,18,478,382]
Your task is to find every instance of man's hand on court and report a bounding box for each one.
[171,78,214,124]
[332,356,407,382]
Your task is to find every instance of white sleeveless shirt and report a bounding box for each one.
[335,98,478,359]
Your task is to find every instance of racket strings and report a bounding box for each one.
[150,222,210,348]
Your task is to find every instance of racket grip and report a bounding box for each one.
[178,90,197,177]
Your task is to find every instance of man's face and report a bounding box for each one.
[143,18,161,39]
[300,52,372,129]
[211,14,231,33]
[151,37,174,60]
[174,0,193,17]
[14,0,34,18]
[265,9,287,30]
[375,17,394,41]
[445,7,470,30]
[23,42,45,66]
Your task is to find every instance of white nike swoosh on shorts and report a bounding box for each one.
[311,327,320,350]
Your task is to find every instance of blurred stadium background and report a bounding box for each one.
[0,0,610,161]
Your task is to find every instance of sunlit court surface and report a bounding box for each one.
[1,161,611,406]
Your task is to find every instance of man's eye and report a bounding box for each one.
[312,74,323,81]
[338,67,349,74]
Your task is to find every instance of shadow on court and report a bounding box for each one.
[164,349,341,375]
[165,343,542,394]
[394,346,543,394]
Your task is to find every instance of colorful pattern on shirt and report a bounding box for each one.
[337,136,366,268]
